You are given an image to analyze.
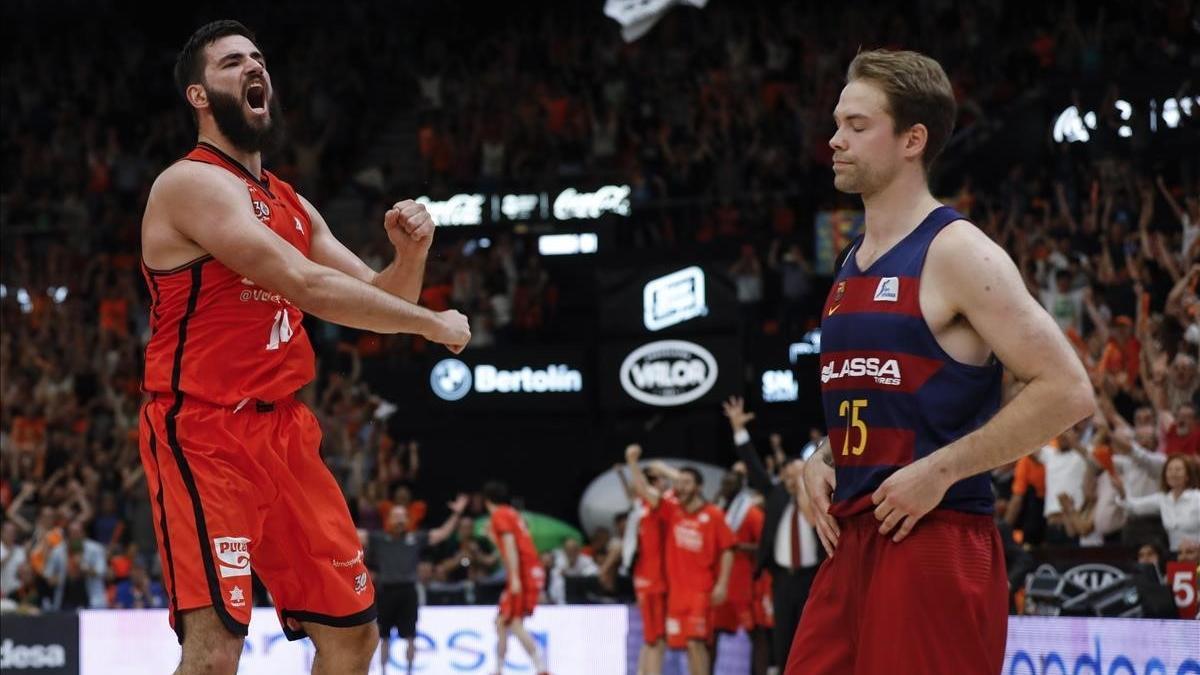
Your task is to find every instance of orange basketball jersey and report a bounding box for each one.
[142,143,316,406]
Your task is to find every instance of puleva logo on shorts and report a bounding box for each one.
[213,536,251,578]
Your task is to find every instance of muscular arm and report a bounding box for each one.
[872,221,1095,541]
[145,163,463,343]
[302,196,429,304]
[923,223,1095,486]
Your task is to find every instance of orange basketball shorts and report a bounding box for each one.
[139,394,375,643]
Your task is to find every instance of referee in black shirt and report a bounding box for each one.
[367,494,468,674]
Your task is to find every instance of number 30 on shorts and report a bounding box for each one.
[838,399,868,456]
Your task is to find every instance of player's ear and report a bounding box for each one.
[186,83,208,111]
[903,123,928,162]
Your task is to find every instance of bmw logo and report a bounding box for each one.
[431,358,472,401]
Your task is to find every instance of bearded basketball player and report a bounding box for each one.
[139,20,470,675]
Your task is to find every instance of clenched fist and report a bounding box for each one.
[425,309,470,353]
[384,199,435,253]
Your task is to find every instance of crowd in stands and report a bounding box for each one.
[2,0,1199,618]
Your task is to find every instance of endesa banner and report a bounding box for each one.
[0,612,78,674]
[1003,616,1199,675]
[425,346,589,412]
[78,606,627,675]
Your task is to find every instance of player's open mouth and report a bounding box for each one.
[245,82,267,114]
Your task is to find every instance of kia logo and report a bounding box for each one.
[619,340,718,407]
[431,359,473,401]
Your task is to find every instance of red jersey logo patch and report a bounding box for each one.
[253,200,271,222]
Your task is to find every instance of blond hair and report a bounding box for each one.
[847,49,956,171]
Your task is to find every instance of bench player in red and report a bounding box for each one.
[789,49,1093,673]
[621,450,676,675]
[627,445,734,675]
[483,481,549,675]
[712,470,770,675]
[139,21,470,675]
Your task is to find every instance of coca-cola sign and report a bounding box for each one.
[418,186,631,226]
[416,193,486,226]
[553,185,631,220]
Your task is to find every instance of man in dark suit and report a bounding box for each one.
[723,397,824,672]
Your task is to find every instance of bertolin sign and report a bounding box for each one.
[431,358,583,401]
[619,340,718,406]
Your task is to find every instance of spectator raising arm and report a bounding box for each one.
[407,441,421,482]
[1165,265,1200,325]
[427,494,469,547]
[1156,174,1186,225]
[67,481,93,529]
[5,483,37,534]
[722,396,773,494]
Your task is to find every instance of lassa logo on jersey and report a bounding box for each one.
[821,357,902,386]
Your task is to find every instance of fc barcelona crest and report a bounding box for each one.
[834,281,846,302]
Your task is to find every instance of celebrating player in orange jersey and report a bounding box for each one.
[139,20,469,675]
[627,445,734,675]
[623,460,673,675]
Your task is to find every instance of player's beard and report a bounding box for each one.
[207,85,286,155]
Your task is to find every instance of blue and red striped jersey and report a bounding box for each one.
[820,206,1001,516]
